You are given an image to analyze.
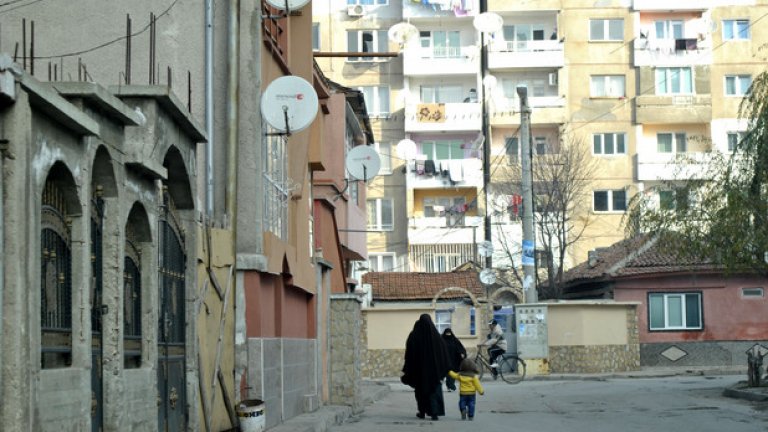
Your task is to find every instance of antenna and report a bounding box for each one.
[395,138,417,160]
[261,75,319,136]
[388,22,419,48]
[346,145,381,182]
[264,0,311,19]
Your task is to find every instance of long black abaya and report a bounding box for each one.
[402,314,450,418]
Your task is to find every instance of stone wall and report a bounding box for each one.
[641,341,768,367]
[363,349,405,379]
[329,295,362,411]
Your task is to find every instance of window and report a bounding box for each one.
[657,132,687,153]
[263,129,288,239]
[347,30,388,61]
[348,0,386,4]
[375,142,392,174]
[655,67,693,94]
[358,86,390,116]
[420,30,461,58]
[367,198,393,230]
[590,19,623,41]
[593,189,627,212]
[428,253,462,272]
[502,23,545,51]
[727,131,746,152]
[593,133,626,155]
[421,140,464,160]
[435,310,452,334]
[649,292,702,330]
[742,287,764,298]
[590,75,625,97]
[723,19,750,40]
[423,196,467,226]
[368,253,396,272]
[505,136,519,163]
[658,189,691,211]
[655,20,683,40]
[420,85,463,104]
[725,75,752,96]
[312,23,320,51]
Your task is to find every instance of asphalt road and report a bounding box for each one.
[330,376,768,432]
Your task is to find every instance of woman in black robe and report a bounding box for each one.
[441,328,466,391]
[401,314,450,420]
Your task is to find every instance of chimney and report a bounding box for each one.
[588,250,598,268]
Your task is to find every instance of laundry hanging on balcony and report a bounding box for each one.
[448,160,464,182]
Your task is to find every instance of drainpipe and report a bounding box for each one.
[205,0,214,218]
[227,0,239,234]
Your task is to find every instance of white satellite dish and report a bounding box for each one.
[346,145,381,181]
[265,0,310,11]
[478,240,494,258]
[395,138,418,160]
[261,76,319,134]
[479,268,497,285]
[473,12,503,33]
[483,74,497,89]
[388,22,419,45]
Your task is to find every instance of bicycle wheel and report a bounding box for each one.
[474,356,486,381]
[498,356,526,384]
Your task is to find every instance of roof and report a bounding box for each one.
[361,271,485,301]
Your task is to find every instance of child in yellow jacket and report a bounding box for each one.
[447,358,484,420]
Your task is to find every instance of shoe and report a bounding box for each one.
[492,373,499,381]
[431,415,439,421]
[490,363,499,368]
[461,408,467,420]
[469,416,474,421]
[416,413,425,419]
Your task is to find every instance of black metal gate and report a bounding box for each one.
[158,193,187,431]
[90,193,104,432]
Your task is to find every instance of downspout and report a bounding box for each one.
[227,1,239,234]
[205,0,214,217]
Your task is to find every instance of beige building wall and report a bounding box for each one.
[548,303,629,346]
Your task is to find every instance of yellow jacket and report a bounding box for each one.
[448,371,484,396]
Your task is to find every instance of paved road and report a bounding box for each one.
[331,376,768,432]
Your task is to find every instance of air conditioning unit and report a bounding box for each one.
[548,72,558,86]
[347,4,365,17]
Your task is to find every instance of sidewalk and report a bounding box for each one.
[265,366,763,431]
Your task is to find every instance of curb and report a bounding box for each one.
[723,382,768,402]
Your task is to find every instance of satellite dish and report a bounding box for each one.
[395,138,418,160]
[483,74,497,89]
[346,145,381,181]
[478,240,494,258]
[479,268,497,285]
[473,12,503,34]
[261,76,319,134]
[388,22,419,45]
[265,0,310,11]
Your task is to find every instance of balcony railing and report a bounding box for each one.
[403,0,479,19]
[406,157,483,189]
[636,152,716,181]
[404,102,482,132]
[488,40,564,69]
[403,45,479,76]
[632,0,753,10]
[634,37,712,67]
[635,94,712,124]
[408,216,484,245]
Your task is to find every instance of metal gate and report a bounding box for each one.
[157,192,187,431]
[90,193,104,432]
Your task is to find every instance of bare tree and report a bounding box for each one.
[492,132,599,299]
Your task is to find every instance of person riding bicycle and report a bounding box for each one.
[481,319,507,378]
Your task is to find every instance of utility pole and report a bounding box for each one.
[479,0,492,270]
[517,86,537,303]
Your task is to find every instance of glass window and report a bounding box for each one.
[347,30,389,61]
[655,67,693,94]
[727,131,746,152]
[358,86,390,116]
[648,292,703,330]
[742,287,764,298]
[368,253,396,271]
[590,75,625,97]
[723,19,750,40]
[375,142,392,174]
[656,133,686,153]
[420,140,464,160]
[590,19,623,41]
[505,137,519,163]
[593,133,626,155]
[593,190,626,212]
[263,130,288,239]
[420,85,463,103]
[420,30,461,58]
[366,198,394,230]
[312,23,320,51]
[435,310,452,334]
[725,75,752,96]
[655,20,683,39]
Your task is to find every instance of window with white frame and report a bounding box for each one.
[505,136,519,163]
[658,189,692,211]
[347,30,388,61]
[590,75,625,97]
[435,309,452,334]
[593,189,626,212]
[655,20,683,39]
[263,128,289,239]
[655,67,693,94]
[742,287,764,298]
[589,19,623,41]
[649,292,702,331]
[534,136,551,155]
[312,23,320,51]
[423,196,466,223]
[419,30,461,58]
[368,253,396,272]
[375,142,392,174]
[366,198,394,230]
[723,19,750,40]
[347,0,387,4]
[428,254,462,272]
[421,140,465,160]
[593,132,626,155]
[502,24,546,51]
[727,131,746,152]
[420,85,463,104]
[725,75,752,96]
[502,77,555,99]
[358,86,390,116]
[657,132,687,153]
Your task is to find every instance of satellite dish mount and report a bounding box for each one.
[263,0,311,19]
[261,75,319,137]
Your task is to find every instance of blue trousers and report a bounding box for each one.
[459,394,477,418]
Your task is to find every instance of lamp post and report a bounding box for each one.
[516,85,537,303]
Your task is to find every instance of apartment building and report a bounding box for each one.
[315,0,768,278]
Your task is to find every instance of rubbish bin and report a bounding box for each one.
[236,399,265,432]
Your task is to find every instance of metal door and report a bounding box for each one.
[90,194,104,432]
[157,193,187,431]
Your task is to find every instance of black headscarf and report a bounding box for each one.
[402,314,450,391]
[441,328,466,370]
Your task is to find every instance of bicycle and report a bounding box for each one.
[473,345,526,384]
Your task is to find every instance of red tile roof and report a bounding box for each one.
[361,271,485,301]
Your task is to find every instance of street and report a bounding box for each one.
[331,376,768,432]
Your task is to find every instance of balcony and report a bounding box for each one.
[632,0,753,10]
[635,94,711,124]
[406,157,483,189]
[408,216,484,245]
[490,96,565,126]
[403,46,479,76]
[487,40,564,70]
[633,38,712,67]
[636,152,716,181]
[405,102,482,132]
[403,0,479,19]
